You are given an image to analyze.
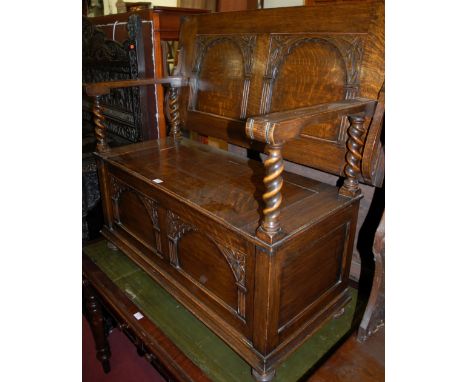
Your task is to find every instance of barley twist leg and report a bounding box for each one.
[257,143,284,243]
[92,96,109,152]
[339,115,366,197]
[168,86,181,139]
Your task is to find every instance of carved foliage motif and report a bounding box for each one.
[218,245,247,319]
[166,210,195,267]
[266,34,363,86]
[260,34,364,114]
[140,196,162,253]
[82,16,128,64]
[82,16,143,143]
[110,176,130,224]
[110,176,162,254]
[190,34,257,118]
[192,35,257,76]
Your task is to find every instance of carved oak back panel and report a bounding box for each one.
[176,1,384,186]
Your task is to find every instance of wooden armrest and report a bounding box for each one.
[249,98,376,243]
[84,76,188,97]
[246,98,376,145]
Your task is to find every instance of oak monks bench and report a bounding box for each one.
[84,2,384,380]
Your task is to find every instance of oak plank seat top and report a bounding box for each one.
[97,137,354,246]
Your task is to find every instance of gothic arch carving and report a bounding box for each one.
[165,209,248,318]
[110,176,162,253]
[190,34,257,118]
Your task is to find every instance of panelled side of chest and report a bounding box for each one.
[251,200,359,363]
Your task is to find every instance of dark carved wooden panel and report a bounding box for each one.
[82,15,145,143]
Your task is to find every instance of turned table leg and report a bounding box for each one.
[83,279,111,373]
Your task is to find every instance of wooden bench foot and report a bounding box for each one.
[252,368,276,382]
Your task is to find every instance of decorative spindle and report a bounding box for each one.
[339,115,366,197]
[256,143,285,243]
[168,86,181,139]
[92,96,109,152]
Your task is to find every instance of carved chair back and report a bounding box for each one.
[175,1,384,186]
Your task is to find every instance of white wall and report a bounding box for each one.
[103,0,178,15]
[263,0,304,8]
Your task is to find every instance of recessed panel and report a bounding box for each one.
[196,40,245,118]
[117,191,155,249]
[178,231,238,311]
[279,223,348,327]
[270,39,347,112]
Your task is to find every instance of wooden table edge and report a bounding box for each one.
[83,252,212,382]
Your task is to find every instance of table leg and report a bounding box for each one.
[83,278,112,373]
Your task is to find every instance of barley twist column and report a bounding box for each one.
[257,143,284,243]
[339,115,366,197]
[168,86,181,139]
[92,96,109,152]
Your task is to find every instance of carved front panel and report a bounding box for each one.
[110,176,162,256]
[190,34,257,119]
[166,210,248,320]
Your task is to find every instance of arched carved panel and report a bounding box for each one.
[110,176,162,254]
[190,35,257,119]
[166,209,248,319]
[262,34,364,144]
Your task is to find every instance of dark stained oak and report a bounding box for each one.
[83,277,111,373]
[88,2,384,380]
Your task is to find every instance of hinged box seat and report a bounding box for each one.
[95,136,360,379]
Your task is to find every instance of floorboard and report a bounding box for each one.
[308,328,385,382]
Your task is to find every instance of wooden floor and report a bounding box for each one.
[308,328,385,382]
